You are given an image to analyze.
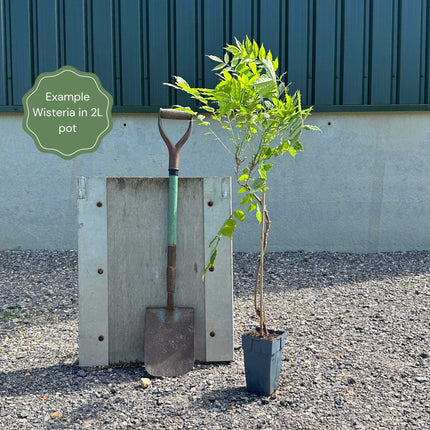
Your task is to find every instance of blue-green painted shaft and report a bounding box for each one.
[168,175,178,245]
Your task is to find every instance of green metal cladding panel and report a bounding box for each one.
[1,0,430,112]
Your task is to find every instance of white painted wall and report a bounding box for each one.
[1,111,429,252]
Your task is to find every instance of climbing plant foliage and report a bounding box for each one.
[166,37,319,334]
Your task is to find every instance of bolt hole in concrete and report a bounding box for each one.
[328,121,332,126]
[123,123,126,127]
[210,331,216,337]
[208,200,214,207]
[98,335,104,341]
[98,268,104,274]
[96,201,103,207]
[209,266,215,272]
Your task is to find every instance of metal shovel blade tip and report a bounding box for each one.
[144,307,194,377]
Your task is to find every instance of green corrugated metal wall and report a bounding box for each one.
[1,0,429,112]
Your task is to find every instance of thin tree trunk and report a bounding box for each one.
[259,188,267,337]
[254,188,271,337]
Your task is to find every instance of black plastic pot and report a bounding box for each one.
[242,328,286,396]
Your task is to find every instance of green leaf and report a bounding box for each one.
[212,62,226,71]
[258,164,267,180]
[259,44,266,60]
[203,246,218,278]
[247,202,257,212]
[303,124,321,131]
[254,76,277,97]
[171,106,196,116]
[209,248,217,265]
[207,55,223,63]
[174,76,190,86]
[278,81,286,96]
[220,218,236,239]
[250,178,265,193]
[261,58,277,83]
[240,194,253,205]
[237,187,248,194]
[245,37,252,52]
[238,174,249,182]
[252,40,259,57]
[256,206,262,223]
[233,210,245,222]
[263,147,273,157]
[201,105,215,113]
[292,141,304,151]
[290,119,303,137]
[263,163,273,171]
[223,70,232,80]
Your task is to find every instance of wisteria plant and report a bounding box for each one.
[166,37,319,338]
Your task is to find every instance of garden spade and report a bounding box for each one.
[144,108,194,377]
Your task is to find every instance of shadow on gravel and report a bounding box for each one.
[0,363,148,397]
[198,386,262,410]
[50,398,115,430]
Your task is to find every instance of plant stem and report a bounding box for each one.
[206,125,234,157]
[258,187,268,337]
[253,191,271,337]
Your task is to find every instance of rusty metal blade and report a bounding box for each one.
[144,307,194,377]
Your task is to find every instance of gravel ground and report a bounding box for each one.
[0,250,429,429]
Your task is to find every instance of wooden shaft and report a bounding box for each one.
[167,244,176,310]
[159,108,192,120]
[159,107,193,310]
